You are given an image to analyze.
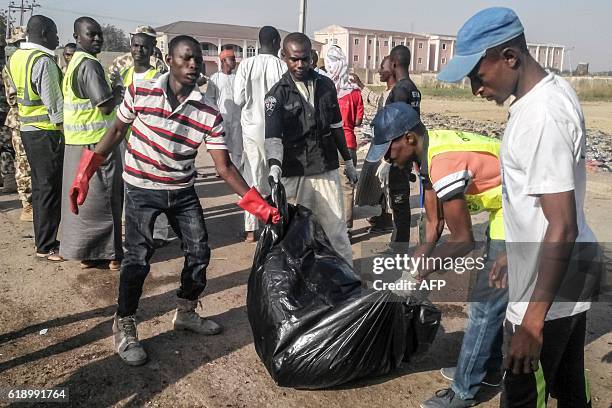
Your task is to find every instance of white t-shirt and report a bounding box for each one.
[501,73,597,325]
[233,54,286,143]
[132,71,147,81]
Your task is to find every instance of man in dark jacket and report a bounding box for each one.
[264,32,357,265]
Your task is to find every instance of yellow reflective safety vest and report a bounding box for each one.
[120,66,159,88]
[7,48,60,131]
[119,66,159,140]
[62,51,115,145]
[427,129,505,240]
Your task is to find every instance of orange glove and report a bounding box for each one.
[237,187,280,224]
[69,149,106,214]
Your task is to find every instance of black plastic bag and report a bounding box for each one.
[247,182,441,389]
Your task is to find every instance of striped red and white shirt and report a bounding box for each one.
[117,73,227,189]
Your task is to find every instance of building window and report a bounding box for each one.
[368,39,372,45]
[247,46,256,58]
[441,57,446,64]
[392,41,396,47]
[418,57,422,64]
[368,56,371,61]
[354,38,359,45]
[376,40,379,46]
[418,43,423,49]
[400,41,404,46]
[333,39,338,45]
[384,40,388,46]
[354,55,359,62]
[325,39,328,44]
[556,49,559,55]
[442,43,447,50]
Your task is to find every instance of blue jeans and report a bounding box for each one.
[452,235,508,400]
[117,183,211,317]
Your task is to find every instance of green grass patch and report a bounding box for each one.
[419,86,474,99]
[575,86,612,102]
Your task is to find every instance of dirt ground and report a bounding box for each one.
[422,96,612,135]
[0,101,610,407]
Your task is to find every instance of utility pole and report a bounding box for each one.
[298,0,307,33]
[7,0,40,30]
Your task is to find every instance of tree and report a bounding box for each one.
[101,24,129,52]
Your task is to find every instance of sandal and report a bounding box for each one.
[244,232,257,243]
[80,260,99,269]
[36,249,64,262]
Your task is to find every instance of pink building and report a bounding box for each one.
[314,25,435,74]
[314,25,565,79]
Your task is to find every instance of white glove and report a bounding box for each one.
[376,160,391,189]
[344,160,358,185]
[268,164,282,184]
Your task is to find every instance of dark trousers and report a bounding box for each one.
[20,129,64,253]
[117,184,211,317]
[388,164,411,242]
[501,312,591,408]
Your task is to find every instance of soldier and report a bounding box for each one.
[107,27,167,82]
[0,32,16,194]
[2,26,33,220]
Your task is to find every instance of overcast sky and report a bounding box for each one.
[22,0,612,71]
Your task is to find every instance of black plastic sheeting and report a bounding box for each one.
[247,182,441,389]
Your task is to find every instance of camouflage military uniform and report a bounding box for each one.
[107,25,167,81]
[108,53,167,82]
[0,62,16,192]
[2,66,31,205]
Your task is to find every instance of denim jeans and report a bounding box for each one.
[117,183,210,317]
[452,235,508,400]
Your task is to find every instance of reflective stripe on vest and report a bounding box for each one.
[7,48,58,130]
[427,129,505,240]
[62,51,115,145]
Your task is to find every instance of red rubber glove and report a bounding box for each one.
[237,187,280,224]
[69,149,106,214]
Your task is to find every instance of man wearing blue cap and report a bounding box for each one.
[439,7,596,407]
[367,102,508,407]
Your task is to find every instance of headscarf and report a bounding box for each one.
[325,45,359,98]
[219,49,235,61]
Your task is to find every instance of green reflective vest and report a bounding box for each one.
[119,66,159,140]
[62,51,115,145]
[7,48,59,131]
[120,66,159,88]
[427,129,505,240]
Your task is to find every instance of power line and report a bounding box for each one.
[6,0,40,38]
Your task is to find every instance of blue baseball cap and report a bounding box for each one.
[365,102,421,163]
[437,7,524,83]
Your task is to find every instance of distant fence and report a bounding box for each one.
[355,69,612,100]
[358,70,612,90]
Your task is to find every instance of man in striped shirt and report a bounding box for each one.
[68,35,279,366]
